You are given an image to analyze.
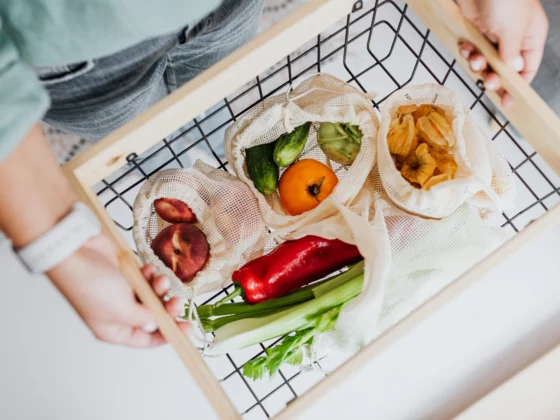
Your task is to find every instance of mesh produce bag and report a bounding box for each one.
[133,161,267,298]
[315,167,508,355]
[377,84,515,219]
[225,73,378,231]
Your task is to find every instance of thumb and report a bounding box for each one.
[498,30,525,72]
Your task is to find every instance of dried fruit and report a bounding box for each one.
[387,114,417,158]
[401,143,437,187]
[434,152,458,178]
[398,104,419,115]
[412,104,445,122]
[389,103,458,189]
[429,112,455,148]
[423,173,451,190]
[416,111,455,151]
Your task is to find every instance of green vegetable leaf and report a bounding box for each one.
[241,306,345,380]
[315,306,342,333]
[265,330,314,376]
[242,357,268,381]
[285,347,305,366]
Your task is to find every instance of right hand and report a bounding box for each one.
[48,234,190,348]
[457,0,549,108]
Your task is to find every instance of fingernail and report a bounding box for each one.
[161,276,170,289]
[484,80,499,91]
[470,58,484,71]
[460,49,470,59]
[508,56,525,72]
[142,321,158,333]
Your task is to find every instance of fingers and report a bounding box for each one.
[120,321,191,348]
[497,31,524,72]
[501,92,514,110]
[459,41,476,60]
[152,274,170,297]
[483,72,501,91]
[141,264,155,279]
[165,296,184,318]
[123,329,168,348]
[459,42,488,73]
[118,264,186,347]
[458,42,515,109]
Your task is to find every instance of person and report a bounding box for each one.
[0,0,551,348]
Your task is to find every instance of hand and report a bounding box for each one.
[48,234,190,348]
[457,0,549,108]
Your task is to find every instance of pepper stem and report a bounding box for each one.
[308,176,325,202]
[215,285,244,307]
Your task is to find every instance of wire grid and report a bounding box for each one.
[95,0,560,417]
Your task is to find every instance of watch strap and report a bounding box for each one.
[16,202,102,274]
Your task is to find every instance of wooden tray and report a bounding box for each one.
[63,0,560,418]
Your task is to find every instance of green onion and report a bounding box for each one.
[190,261,364,321]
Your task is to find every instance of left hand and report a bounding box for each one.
[457,0,549,108]
[49,234,190,348]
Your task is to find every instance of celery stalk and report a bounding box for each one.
[206,273,364,356]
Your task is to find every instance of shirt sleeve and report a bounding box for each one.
[0,21,50,161]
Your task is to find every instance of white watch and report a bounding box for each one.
[16,202,102,274]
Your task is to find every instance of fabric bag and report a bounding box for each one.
[225,73,379,231]
[133,161,267,298]
[377,84,515,219]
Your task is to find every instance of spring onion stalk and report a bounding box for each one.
[205,272,364,356]
[190,261,365,320]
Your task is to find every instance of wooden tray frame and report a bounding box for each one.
[63,0,560,418]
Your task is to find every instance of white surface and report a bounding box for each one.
[0,225,559,420]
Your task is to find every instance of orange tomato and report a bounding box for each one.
[278,159,338,216]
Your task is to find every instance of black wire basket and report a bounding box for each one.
[95,1,560,417]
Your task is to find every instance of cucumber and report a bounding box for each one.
[273,122,311,167]
[246,143,279,196]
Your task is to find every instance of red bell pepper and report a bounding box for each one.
[222,235,362,304]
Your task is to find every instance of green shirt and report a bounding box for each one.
[0,0,220,160]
